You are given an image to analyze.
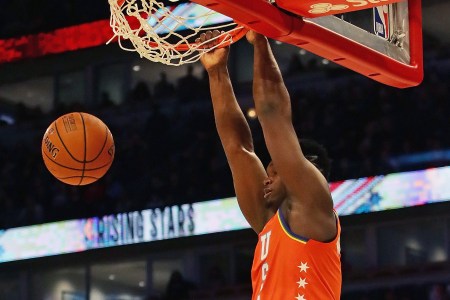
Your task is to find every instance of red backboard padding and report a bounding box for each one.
[276,0,404,18]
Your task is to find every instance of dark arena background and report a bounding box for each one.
[0,0,449,299]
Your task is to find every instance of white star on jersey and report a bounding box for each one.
[295,293,306,300]
[297,277,308,288]
[298,262,309,272]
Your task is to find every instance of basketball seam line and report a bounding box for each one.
[79,112,87,186]
[90,126,109,162]
[42,149,112,171]
[56,175,100,180]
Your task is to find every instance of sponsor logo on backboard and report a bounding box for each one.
[309,3,349,14]
[374,5,391,39]
[305,0,392,15]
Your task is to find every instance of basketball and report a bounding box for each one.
[41,112,115,186]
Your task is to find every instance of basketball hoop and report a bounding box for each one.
[108,0,247,66]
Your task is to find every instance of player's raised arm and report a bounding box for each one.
[197,31,270,233]
[247,31,336,242]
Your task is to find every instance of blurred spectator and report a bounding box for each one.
[205,265,226,290]
[17,195,44,226]
[100,91,115,108]
[286,53,304,76]
[164,270,196,300]
[384,289,397,300]
[154,72,175,100]
[0,194,18,229]
[50,183,70,220]
[177,65,201,103]
[104,173,125,212]
[82,179,107,216]
[429,283,450,300]
[130,81,153,106]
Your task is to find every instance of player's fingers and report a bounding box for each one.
[197,32,213,49]
[199,33,206,43]
[211,30,221,46]
[205,31,212,41]
[212,30,220,39]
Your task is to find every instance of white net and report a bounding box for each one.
[108,0,245,66]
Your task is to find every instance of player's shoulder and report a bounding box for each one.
[281,201,337,242]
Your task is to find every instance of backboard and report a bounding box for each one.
[190,0,423,88]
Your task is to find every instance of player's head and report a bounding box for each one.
[264,139,331,207]
[299,139,331,180]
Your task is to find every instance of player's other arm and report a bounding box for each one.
[198,31,269,233]
[248,31,336,242]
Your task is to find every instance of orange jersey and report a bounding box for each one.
[251,210,341,300]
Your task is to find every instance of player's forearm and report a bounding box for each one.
[208,68,254,152]
[252,39,291,117]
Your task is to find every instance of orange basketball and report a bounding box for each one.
[42,112,115,185]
